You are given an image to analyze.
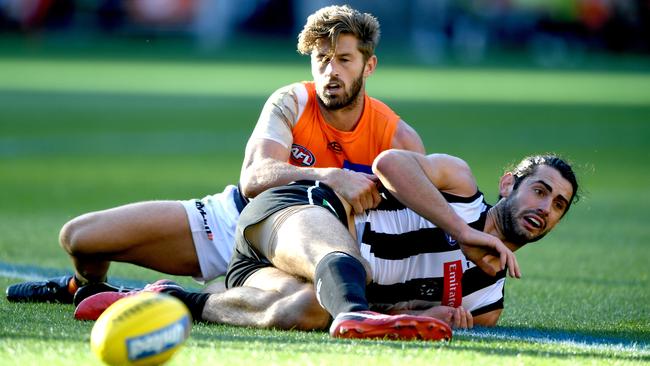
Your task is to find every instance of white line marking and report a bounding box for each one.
[1,260,648,355]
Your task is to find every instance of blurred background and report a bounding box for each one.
[1,0,649,67]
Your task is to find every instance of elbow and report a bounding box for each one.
[239,176,264,199]
[475,317,499,327]
[239,165,266,198]
[472,309,502,327]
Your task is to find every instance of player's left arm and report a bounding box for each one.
[390,119,426,153]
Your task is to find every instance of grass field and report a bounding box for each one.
[0,45,649,365]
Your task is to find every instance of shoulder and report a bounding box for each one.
[391,120,425,153]
[267,82,309,106]
[425,154,477,197]
[427,153,470,171]
[251,83,311,148]
[258,82,311,131]
[367,95,394,111]
[367,96,399,122]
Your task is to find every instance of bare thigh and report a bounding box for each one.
[244,266,311,293]
[60,200,201,276]
[244,205,366,281]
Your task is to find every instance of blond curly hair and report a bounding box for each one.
[297,5,380,62]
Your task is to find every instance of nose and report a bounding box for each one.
[324,60,339,77]
[537,199,551,217]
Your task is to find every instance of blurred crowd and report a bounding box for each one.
[1,0,649,63]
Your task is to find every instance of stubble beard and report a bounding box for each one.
[497,195,546,246]
[317,70,364,111]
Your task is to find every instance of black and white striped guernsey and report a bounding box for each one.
[354,189,506,316]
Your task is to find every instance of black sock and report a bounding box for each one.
[314,251,369,318]
[160,288,210,322]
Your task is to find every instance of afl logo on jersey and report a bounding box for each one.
[290,144,316,166]
[445,232,458,246]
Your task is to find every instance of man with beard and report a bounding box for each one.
[75,151,579,341]
[9,5,501,308]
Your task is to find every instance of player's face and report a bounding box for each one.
[311,34,372,110]
[500,165,574,245]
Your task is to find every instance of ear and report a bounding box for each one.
[363,55,377,77]
[499,172,515,198]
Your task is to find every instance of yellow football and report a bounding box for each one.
[90,292,191,366]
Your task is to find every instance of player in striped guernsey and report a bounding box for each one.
[358,187,503,319]
[364,150,579,326]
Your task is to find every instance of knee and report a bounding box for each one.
[59,213,96,256]
[359,258,373,284]
[264,285,330,330]
[326,251,373,284]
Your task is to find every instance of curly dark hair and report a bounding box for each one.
[508,154,580,213]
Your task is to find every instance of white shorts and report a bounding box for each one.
[180,185,241,283]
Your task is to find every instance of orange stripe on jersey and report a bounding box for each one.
[289,82,399,171]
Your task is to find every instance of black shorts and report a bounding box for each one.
[224,180,348,289]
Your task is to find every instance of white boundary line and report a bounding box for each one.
[457,328,649,355]
[1,260,648,355]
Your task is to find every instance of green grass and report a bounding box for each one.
[0,51,649,365]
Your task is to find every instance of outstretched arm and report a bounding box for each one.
[372,150,520,278]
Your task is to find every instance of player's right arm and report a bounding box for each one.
[240,139,380,211]
[239,84,380,213]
